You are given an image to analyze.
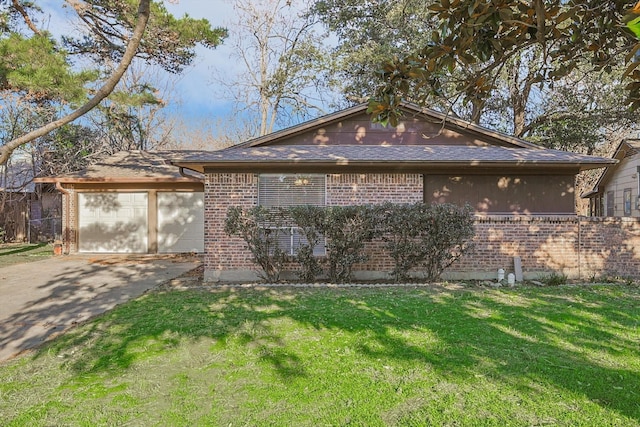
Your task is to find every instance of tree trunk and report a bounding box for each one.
[0,0,151,165]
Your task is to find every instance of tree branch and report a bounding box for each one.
[0,0,151,165]
[12,0,41,35]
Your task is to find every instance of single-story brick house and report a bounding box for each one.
[583,139,640,217]
[169,103,616,282]
[35,150,205,254]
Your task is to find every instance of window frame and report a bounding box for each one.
[257,173,327,257]
[624,188,632,216]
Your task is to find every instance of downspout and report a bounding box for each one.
[55,181,71,255]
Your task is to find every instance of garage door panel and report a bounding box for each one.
[78,193,148,253]
[158,192,204,253]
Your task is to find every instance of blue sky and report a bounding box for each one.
[163,0,237,120]
[37,0,239,122]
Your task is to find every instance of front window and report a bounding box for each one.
[258,174,326,256]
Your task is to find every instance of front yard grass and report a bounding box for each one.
[0,284,638,426]
[0,243,52,269]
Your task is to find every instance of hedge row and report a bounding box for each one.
[224,202,475,283]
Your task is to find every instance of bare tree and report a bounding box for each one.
[215,0,333,137]
[90,62,180,152]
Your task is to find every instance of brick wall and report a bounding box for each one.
[327,173,423,205]
[451,216,581,279]
[204,173,258,281]
[579,217,640,279]
[204,172,640,282]
[61,184,77,253]
[447,216,640,281]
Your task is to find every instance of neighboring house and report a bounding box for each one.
[583,139,640,217]
[169,103,615,282]
[35,150,205,254]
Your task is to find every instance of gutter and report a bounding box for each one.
[179,166,204,180]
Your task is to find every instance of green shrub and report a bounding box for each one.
[543,272,569,286]
[380,202,475,282]
[322,205,382,283]
[224,206,288,282]
[288,205,325,282]
[419,203,475,282]
[378,202,426,282]
[225,203,476,284]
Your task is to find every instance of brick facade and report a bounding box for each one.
[327,173,423,205]
[61,184,77,254]
[204,172,640,282]
[204,173,258,281]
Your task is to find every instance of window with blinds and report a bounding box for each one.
[258,174,326,207]
[258,174,326,256]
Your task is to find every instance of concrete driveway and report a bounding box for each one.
[0,254,200,362]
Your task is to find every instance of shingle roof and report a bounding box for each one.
[35,150,204,183]
[172,144,615,173]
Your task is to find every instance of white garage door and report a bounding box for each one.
[78,192,148,253]
[157,192,204,253]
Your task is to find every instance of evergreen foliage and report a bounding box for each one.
[225,203,475,283]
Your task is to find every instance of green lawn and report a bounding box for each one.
[0,243,53,269]
[1,284,638,426]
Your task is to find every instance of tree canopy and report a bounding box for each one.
[365,1,640,128]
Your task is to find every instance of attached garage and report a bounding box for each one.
[157,192,204,253]
[35,150,205,254]
[78,192,148,253]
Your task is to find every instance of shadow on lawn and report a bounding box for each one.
[36,284,640,422]
[0,256,195,361]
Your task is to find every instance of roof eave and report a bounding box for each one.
[33,176,204,184]
[171,159,611,174]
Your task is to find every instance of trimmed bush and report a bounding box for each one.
[418,203,475,281]
[380,202,475,282]
[224,206,288,282]
[322,205,381,283]
[225,202,475,283]
[288,205,325,282]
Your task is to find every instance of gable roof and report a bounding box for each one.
[582,139,639,198]
[35,150,204,184]
[236,103,540,149]
[171,104,615,174]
